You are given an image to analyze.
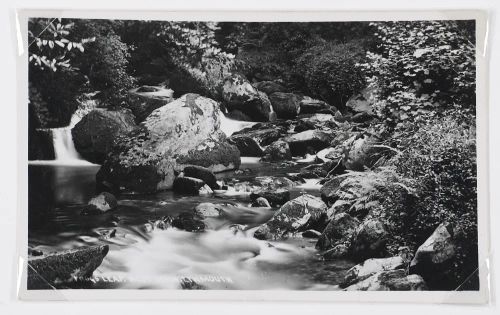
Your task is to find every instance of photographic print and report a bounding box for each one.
[21,11,488,301]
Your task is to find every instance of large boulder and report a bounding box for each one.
[96,94,240,193]
[72,108,137,164]
[409,223,458,289]
[126,85,174,123]
[194,203,224,218]
[316,213,359,250]
[343,269,427,291]
[261,140,292,162]
[269,92,300,119]
[266,194,328,237]
[252,81,286,95]
[350,219,388,260]
[222,74,274,122]
[341,256,407,288]
[81,192,118,216]
[27,245,109,289]
[284,130,332,156]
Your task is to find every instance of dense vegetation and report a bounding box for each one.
[28,19,478,289]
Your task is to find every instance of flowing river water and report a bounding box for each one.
[27,116,355,290]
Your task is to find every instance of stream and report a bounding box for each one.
[27,116,355,290]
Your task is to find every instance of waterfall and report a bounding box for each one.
[30,110,94,166]
[52,127,84,161]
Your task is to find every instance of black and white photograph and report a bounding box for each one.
[22,12,486,299]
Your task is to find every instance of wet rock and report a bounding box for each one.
[350,219,388,260]
[250,189,290,207]
[302,229,322,238]
[183,165,219,190]
[81,192,118,215]
[299,163,333,179]
[172,212,206,232]
[320,177,343,206]
[341,256,407,288]
[298,97,333,115]
[126,85,174,123]
[269,92,301,119]
[316,213,359,250]
[252,197,271,208]
[261,140,292,162]
[27,245,109,289]
[97,94,238,193]
[72,108,138,164]
[194,203,224,218]
[232,124,286,146]
[228,135,264,157]
[254,224,272,240]
[342,134,386,171]
[284,130,332,156]
[28,248,44,257]
[409,222,458,289]
[266,194,328,237]
[173,177,213,195]
[253,81,286,95]
[222,74,274,121]
[343,269,427,291]
[293,119,316,133]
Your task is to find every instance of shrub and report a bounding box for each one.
[294,40,367,108]
[358,21,476,126]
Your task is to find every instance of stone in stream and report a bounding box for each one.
[72,107,138,164]
[182,165,219,190]
[268,92,301,119]
[316,213,360,251]
[252,81,286,95]
[126,85,174,123]
[323,244,350,260]
[81,192,118,216]
[173,177,213,195]
[342,134,387,171]
[250,189,290,207]
[171,212,206,232]
[266,194,328,238]
[232,123,287,146]
[350,219,388,260]
[343,269,427,291]
[284,130,332,156]
[251,197,271,208]
[298,162,334,179]
[341,256,408,288]
[194,202,224,218]
[261,140,292,162]
[27,245,109,289]
[302,229,322,238]
[228,135,264,157]
[96,94,240,193]
[222,74,274,122]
